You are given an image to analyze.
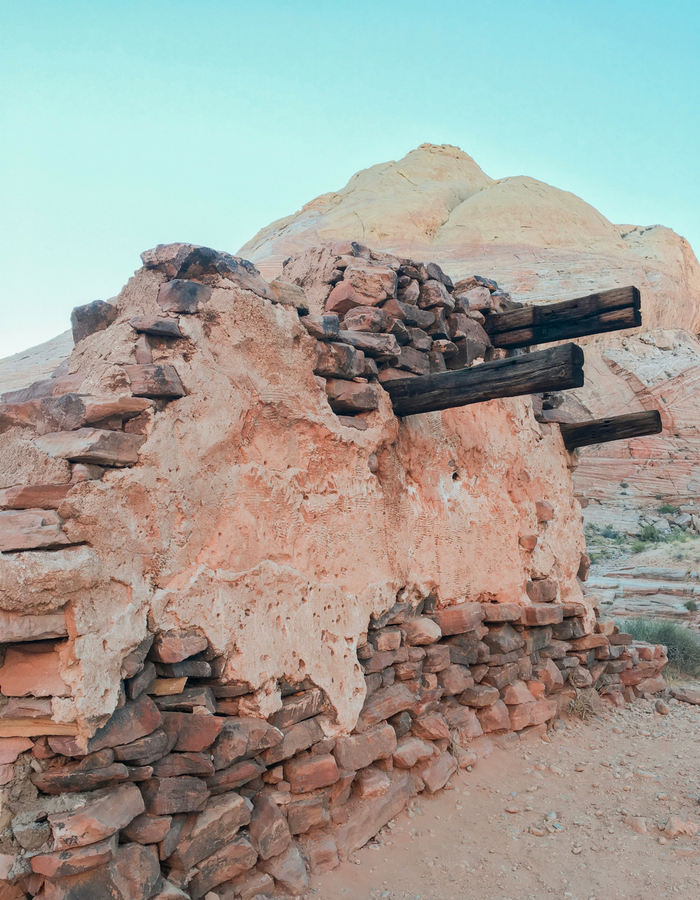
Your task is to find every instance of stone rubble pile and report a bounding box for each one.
[287,241,516,422]
[0,596,667,900]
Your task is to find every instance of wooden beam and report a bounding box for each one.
[386,343,585,417]
[490,306,641,349]
[485,286,641,348]
[559,411,662,451]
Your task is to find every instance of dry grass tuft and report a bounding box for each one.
[569,688,603,721]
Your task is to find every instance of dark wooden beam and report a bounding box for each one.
[559,410,662,451]
[490,306,641,349]
[485,286,641,349]
[386,343,585,417]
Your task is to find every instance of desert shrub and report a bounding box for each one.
[639,524,661,542]
[620,482,629,488]
[658,504,678,514]
[631,541,647,553]
[669,529,689,543]
[602,525,619,539]
[684,599,698,612]
[568,688,603,721]
[617,617,700,676]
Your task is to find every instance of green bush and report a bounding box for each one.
[617,617,700,676]
[684,600,698,612]
[659,504,678,515]
[620,482,629,489]
[602,525,619,539]
[639,524,661,542]
[631,541,647,553]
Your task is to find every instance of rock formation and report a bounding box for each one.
[0,240,667,899]
[239,143,700,515]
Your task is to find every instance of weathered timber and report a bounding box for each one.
[385,343,584,417]
[485,286,641,348]
[559,410,662,451]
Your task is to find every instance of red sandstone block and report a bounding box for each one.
[569,633,608,651]
[410,713,450,742]
[529,699,558,726]
[533,658,564,693]
[297,831,340,875]
[206,759,265,795]
[49,783,145,849]
[188,834,258,899]
[480,603,523,623]
[249,795,291,861]
[90,695,162,752]
[30,834,117,877]
[121,813,172,845]
[150,630,208,664]
[422,644,451,673]
[430,603,484,636]
[286,788,332,835]
[334,774,411,861]
[285,753,339,793]
[167,791,251,871]
[400,617,442,646]
[333,723,396,771]
[413,750,457,793]
[476,699,511,733]
[258,844,308,897]
[458,684,499,708]
[437,664,474,695]
[260,717,325,765]
[355,684,415,733]
[561,603,587,618]
[354,766,391,799]
[501,680,536,706]
[0,641,70,698]
[637,676,666,694]
[519,605,563,626]
[393,736,434,768]
[160,712,224,752]
[509,702,536,731]
[271,689,325,730]
[140,776,210,815]
[212,718,283,770]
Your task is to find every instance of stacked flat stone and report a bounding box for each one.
[0,594,668,899]
[297,242,515,419]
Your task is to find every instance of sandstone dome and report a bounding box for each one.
[434,175,628,254]
[241,143,700,335]
[242,143,493,265]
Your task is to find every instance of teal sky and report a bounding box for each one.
[1,0,698,358]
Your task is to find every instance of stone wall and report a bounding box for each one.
[0,242,667,899]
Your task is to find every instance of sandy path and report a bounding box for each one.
[313,687,700,900]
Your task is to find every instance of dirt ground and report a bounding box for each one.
[313,683,700,900]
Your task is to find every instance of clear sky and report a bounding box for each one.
[1,0,698,358]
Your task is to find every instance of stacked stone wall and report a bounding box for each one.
[0,601,667,900]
